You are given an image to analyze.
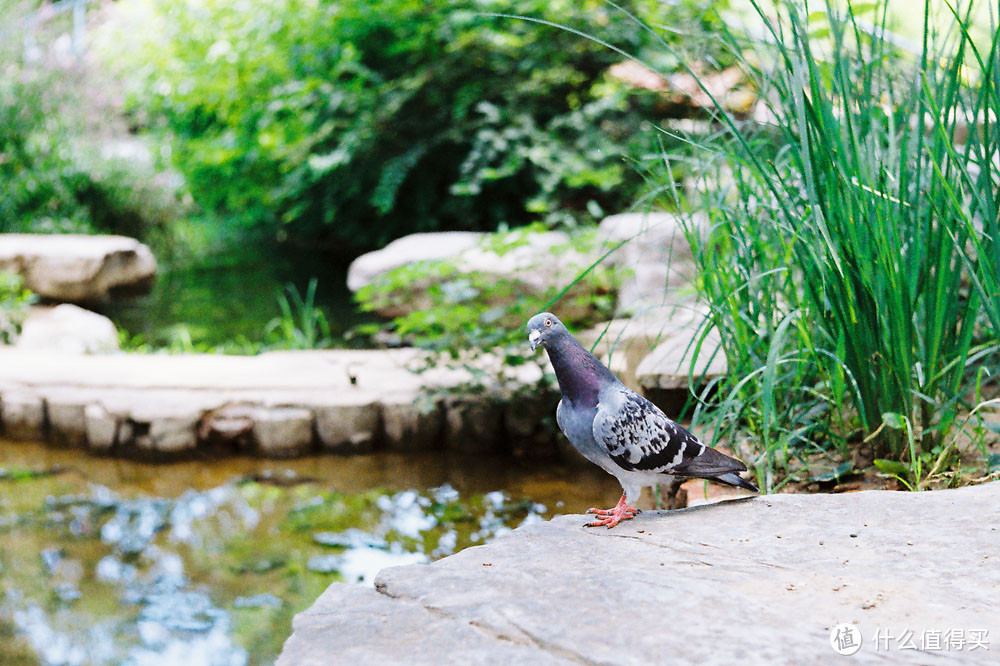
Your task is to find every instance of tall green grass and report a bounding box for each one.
[664,0,1000,490]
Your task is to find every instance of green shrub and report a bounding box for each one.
[96,0,727,248]
[0,273,37,344]
[672,1,1000,490]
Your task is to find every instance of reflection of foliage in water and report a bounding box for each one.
[0,471,545,665]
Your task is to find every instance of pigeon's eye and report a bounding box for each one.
[544,318,552,327]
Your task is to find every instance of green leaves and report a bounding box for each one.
[881,412,906,430]
[0,272,37,345]
[95,0,724,248]
[873,458,910,476]
[265,279,333,350]
[807,461,855,484]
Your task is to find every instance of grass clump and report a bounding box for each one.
[119,278,336,354]
[653,0,1000,491]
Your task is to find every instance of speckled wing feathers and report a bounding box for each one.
[593,389,708,474]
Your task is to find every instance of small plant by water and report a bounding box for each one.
[265,278,333,350]
[0,272,36,344]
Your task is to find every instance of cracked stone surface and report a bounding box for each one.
[278,483,1000,665]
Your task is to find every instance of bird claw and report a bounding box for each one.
[585,511,636,529]
[584,494,640,528]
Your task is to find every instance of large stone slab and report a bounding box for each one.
[346,228,612,323]
[0,234,157,302]
[251,406,315,457]
[315,399,381,453]
[0,391,46,441]
[576,306,683,391]
[346,232,484,293]
[576,306,726,394]
[283,584,558,665]
[635,308,727,391]
[280,482,1000,665]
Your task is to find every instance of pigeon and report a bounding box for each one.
[527,312,758,528]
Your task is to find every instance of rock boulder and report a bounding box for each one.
[575,306,725,394]
[346,232,484,293]
[17,304,119,354]
[597,211,702,314]
[0,233,156,302]
[635,308,727,391]
[346,228,613,324]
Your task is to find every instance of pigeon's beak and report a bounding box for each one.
[528,329,541,351]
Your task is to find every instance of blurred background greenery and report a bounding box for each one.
[1,0,730,351]
[5,0,727,249]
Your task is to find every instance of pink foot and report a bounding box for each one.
[585,493,640,528]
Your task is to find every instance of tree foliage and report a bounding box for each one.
[98,0,723,248]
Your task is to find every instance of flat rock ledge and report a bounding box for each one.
[0,348,556,458]
[0,234,157,302]
[279,483,1000,665]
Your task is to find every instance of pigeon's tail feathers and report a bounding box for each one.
[671,445,746,478]
[671,446,758,493]
[714,471,759,493]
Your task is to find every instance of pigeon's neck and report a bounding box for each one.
[545,333,616,409]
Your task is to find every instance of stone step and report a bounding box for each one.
[577,306,727,396]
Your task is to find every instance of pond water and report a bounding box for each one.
[0,440,621,666]
[100,245,369,350]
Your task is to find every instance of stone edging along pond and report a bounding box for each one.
[0,347,561,459]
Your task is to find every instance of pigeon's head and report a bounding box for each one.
[526,312,568,352]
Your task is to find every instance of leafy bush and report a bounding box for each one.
[673,1,1000,490]
[96,0,726,248]
[0,273,37,344]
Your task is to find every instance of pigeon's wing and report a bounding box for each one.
[592,389,704,473]
[593,389,746,477]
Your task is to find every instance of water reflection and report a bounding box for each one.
[100,246,368,350]
[0,441,619,665]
